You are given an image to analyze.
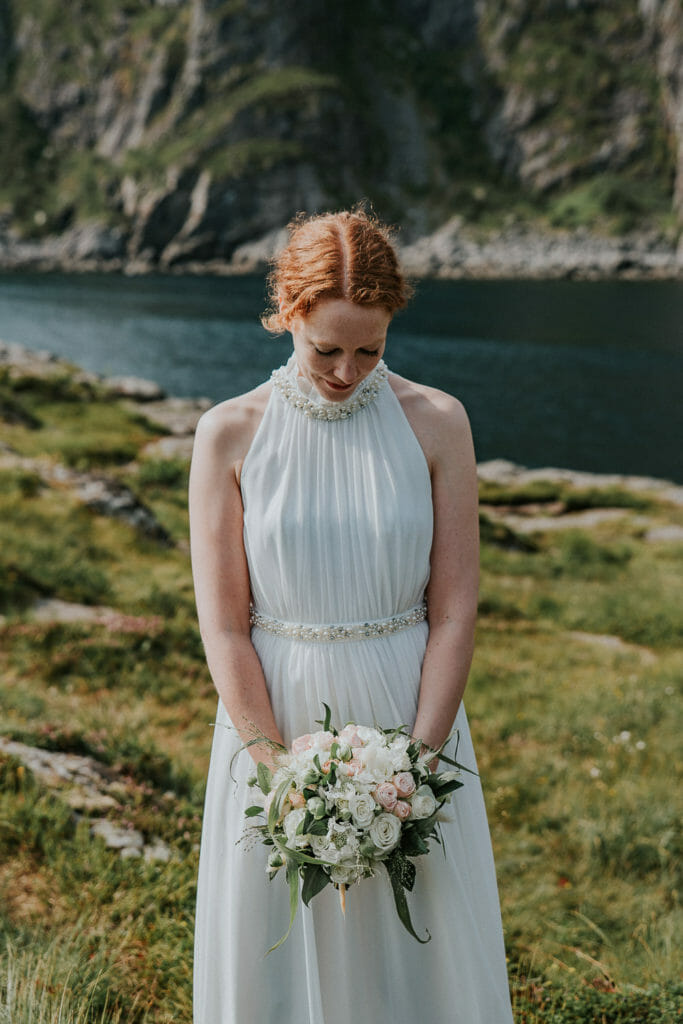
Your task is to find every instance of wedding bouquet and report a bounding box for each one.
[242,704,472,952]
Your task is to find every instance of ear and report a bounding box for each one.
[278,296,294,330]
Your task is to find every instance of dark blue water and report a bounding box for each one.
[1,272,682,482]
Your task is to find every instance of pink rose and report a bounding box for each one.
[291,734,313,754]
[374,782,398,810]
[287,790,306,809]
[393,800,411,821]
[342,757,363,776]
[393,772,416,798]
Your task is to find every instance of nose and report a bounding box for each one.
[335,355,358,383]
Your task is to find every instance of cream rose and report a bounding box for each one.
[349,792,377,829]
[330,863,361,886]
[410,785,437,820]
[368,812,402,854]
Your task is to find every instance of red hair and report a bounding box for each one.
[262,208,412,334]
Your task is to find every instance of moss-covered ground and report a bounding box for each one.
[0,363,681,1021]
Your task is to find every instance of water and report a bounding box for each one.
[1,271,682,482]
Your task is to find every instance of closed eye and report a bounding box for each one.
[313,346,380,357]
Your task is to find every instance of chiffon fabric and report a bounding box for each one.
[193,357,513,1023]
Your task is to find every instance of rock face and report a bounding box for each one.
[0,0,680,274]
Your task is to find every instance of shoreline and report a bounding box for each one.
[1,221,681,281]
[2,338,682,495]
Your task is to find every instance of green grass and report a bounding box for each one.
[0,368,681,1021]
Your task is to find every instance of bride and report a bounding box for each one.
[189,208,513,1023]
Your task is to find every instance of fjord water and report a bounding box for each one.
[1,272,681,482]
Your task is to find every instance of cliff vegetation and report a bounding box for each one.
[0,0,681,273]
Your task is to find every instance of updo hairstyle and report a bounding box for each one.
[261,208,413,334]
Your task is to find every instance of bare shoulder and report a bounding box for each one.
[192,380,271,472]
[388,372,472,467]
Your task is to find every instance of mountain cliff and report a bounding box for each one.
[0,0,680,272]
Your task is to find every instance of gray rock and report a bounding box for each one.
[103,375,166,401]
[142,436,195,460]
[644,524,683,542]
[0,738,121,811]
[144,838,172,863]
[91,818,144,852]
[73,474,173,543]
[477,459,683,504]
[31,597,111,624]
[137,396,212,435]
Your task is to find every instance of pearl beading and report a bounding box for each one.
[271,361,388,421]
[250,602,427,643]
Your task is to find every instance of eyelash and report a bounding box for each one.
[314,347,379,357]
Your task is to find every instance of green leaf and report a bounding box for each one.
[322,702,332,732]
[266,858,300,955]
[432,778,464,799]
[401,830,429,857]
[256,761,272,796]
[383,853,430,945]
[270,834,335,869]
[301,864,330,906]
[244,805,264,817]
[308,818,328,836]
[437,734,478,777]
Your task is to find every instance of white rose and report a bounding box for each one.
[349,792,377,829]
[410,785,437,820]
[330,863,361,885]
[368,812,402,854]
[283,807,308,848]
[310,834,334,861]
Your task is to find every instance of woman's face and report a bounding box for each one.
[289,298,391,403]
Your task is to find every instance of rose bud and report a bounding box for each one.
[393,800,411,821]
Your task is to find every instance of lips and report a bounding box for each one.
[324,379,356,392]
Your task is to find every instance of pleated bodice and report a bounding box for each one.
[240,357,433,627]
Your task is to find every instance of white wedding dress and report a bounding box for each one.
[193,357,513,1023]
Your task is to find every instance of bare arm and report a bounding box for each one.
[404,390,480,753]
[189,394,285,767]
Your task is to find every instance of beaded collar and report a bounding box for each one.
[271,357,388,421]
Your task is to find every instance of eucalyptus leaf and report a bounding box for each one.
[244,805,264,818]
[256,761,272,796]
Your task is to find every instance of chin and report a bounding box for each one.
[320,379,359,399]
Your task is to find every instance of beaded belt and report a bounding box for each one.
[249,602,427,643]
